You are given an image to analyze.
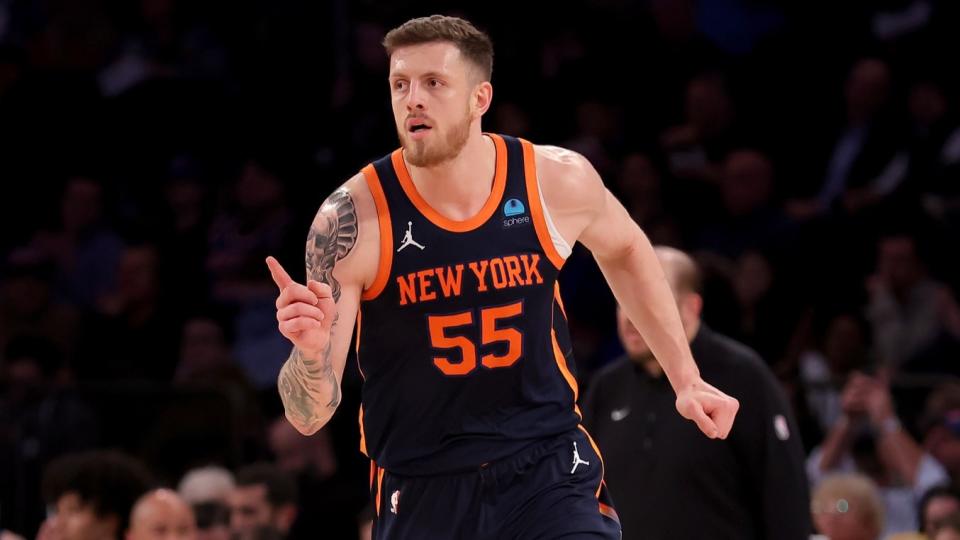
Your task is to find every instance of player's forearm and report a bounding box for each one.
[595,232,700,391]
[277,345,341,435]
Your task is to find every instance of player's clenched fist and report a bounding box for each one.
[266,256,337,356]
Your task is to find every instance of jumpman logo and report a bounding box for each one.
[570,441,590,474]
[397,221,426,252]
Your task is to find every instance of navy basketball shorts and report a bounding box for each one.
[370,428,621,539]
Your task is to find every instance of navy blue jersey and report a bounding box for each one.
[355,134,581,475]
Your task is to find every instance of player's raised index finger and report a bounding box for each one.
[266,256,294,291]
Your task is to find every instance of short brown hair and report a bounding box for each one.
[383,15,493,81]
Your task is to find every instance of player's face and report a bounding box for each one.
[389,42,479,167]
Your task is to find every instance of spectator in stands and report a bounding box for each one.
[0,336,98,535]
[696,149,792,261]
[811,473,885,540]
[919,485,960,537]
[40,450,152,540]
[787,58,905,219]
[0,248,80,365]
[808,371,949,536]
[660,71,740,185]
[866,233,960,371]
[799,312,873,433]
[228,463,297,540]
[77,244,182,381]
[126,489,197,540]
[922,383,960,482]
[267,417,366,539]
[28,176,125,310]
[206,157,297,389]
[934,512,960,540]
[177,466,233,540]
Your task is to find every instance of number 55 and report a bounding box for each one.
[428,301,524,376]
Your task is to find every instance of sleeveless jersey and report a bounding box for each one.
[356,133,581,475]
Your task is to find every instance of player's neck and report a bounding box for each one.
[405,132,496,211]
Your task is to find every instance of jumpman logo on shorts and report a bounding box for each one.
[570,441,590,474]
[397,221,426,252]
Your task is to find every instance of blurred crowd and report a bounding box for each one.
[2,0,960,538]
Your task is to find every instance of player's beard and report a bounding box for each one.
[400,105,472,168]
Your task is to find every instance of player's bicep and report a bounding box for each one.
[577,187,642,262]
[305,187,361,301]
[303,182,370,373]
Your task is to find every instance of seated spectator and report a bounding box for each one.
[206,157,298,389]
[921,383,960,482]
[0,336,99,535]
[27,176,126,310]
[811,473,885,540]
[808,372,950,536]
[177,466,233,540]
[660,71,740,186]
[77,244,182,381]
[786,58,906,220]
[267,417,367,539]
[696,149,794,261]
[799,312,873,433]
[228,463,297,540]
[865,233,960,371]
[40,450,152,540]
[0,247,80,365]
[126,488,197,540]
[934,513,960,540]
[920,485,960,537]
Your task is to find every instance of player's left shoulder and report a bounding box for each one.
[532,144,598,183]
[530,143,605,213]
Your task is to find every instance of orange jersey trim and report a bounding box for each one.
[551,329,582,419]
[599,502,620,523]
[520,138,566,270]
[359,405,368,456]
[355,309,365,378]
[361,164,393,301]
[554,282,567,320]
[391,134,508,233]
[375,467,385,517]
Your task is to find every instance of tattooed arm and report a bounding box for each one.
[269,175,378,435]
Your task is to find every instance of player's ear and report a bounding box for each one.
[473,80,493,118]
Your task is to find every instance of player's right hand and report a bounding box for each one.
[267,256,337,356]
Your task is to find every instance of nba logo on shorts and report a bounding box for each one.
[503,199,525,217]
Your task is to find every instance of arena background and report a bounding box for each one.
[1,0,960,537]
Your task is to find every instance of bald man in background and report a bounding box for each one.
[582,246,810,540]
[126,489,197,540]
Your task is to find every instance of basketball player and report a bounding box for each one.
[265,15,739,539]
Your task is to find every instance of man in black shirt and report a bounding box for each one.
[582,246,810,540]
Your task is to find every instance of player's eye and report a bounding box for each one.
[393,80,407,91]
[429,79,442,88]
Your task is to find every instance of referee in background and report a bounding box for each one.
[582,246,810,540]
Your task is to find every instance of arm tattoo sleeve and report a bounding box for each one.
[279,187,358,431]
[305,188,358,302]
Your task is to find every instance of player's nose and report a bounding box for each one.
[405,80,426,111]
